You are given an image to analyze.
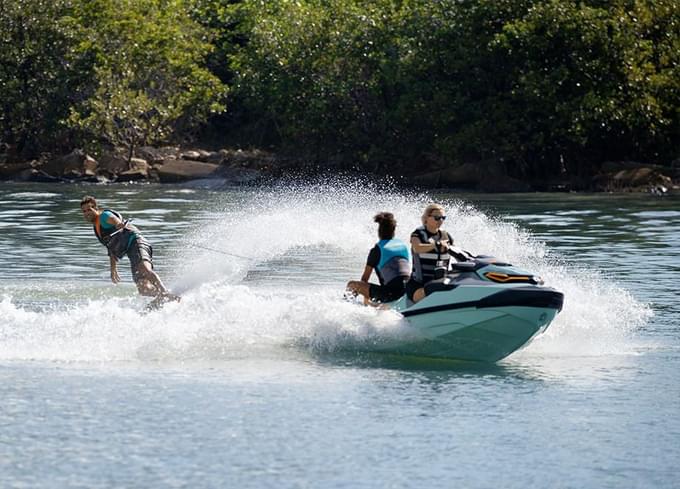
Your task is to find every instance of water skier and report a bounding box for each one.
[80,195,179,303]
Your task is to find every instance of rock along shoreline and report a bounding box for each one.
[0,146,678,194]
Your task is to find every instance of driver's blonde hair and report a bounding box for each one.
[421,204,445,225]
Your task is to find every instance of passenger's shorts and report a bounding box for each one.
[368,277,408,303]
[127,237,153,283]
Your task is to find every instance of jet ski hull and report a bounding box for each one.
[380,302,559,362]
[371,262,564,362]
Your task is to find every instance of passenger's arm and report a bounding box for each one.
[360,265,373,283]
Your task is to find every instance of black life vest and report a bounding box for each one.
[410,226,455,283]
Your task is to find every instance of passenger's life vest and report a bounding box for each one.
[93,209,140,259]
[375,238,411,285]
[411,226,457,283]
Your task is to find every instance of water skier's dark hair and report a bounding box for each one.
[80,195,98,208]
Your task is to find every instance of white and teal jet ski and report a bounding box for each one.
[376,258,564,363]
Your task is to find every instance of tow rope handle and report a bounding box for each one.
[109,219,132,237]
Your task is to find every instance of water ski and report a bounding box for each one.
[146,292,181,311]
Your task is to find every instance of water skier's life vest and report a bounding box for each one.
[374,238,411,285]
[93,209,141,259]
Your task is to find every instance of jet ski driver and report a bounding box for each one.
[406,203,473,303]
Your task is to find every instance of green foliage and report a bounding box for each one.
[1,0,678,180]
[67,0,227,159]
[231,0,422,164]
[0,0,225,160]
[0,0,89,155]
[189,0,244,82]
[492,0,680,174]
[229,0,680,176]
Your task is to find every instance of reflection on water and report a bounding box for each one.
[314,344,648,389]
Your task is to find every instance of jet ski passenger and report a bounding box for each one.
[406,203,471,303]
[80,195,179,301]
[346,212,411,305]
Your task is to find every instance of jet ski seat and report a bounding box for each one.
[424,277,459,295]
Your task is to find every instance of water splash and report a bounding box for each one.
[0,177,651,363]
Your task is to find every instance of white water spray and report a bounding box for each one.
[0,178,651,362]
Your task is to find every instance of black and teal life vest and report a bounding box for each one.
[93,209,141,259]
[373,238,411,285]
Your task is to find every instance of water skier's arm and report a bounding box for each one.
[109,254,121,284]
[104,212,125,230]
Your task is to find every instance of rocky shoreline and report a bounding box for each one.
[0,147,276,186]
[0,146,678,194]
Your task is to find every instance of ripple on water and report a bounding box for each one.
[555,210,600,216]
[7,192,60,198]
[148,198,198,203]
[639,219,670,226]
[632,210,680,218]
[0,209,46,216]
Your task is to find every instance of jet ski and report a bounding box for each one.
[374,257,564,362]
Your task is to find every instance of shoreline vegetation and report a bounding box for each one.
[1,0,678,193]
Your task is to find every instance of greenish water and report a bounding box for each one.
[0,181,678,488]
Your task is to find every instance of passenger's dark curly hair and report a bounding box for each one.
[374,212,397,240]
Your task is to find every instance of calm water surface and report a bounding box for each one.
[0,181,678,488]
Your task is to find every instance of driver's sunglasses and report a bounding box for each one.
[431,215,447,221]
